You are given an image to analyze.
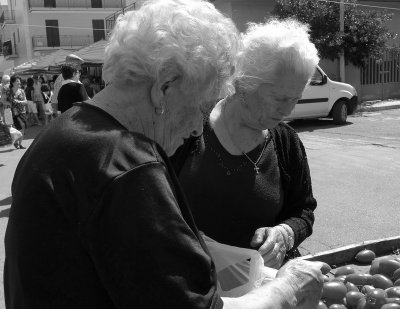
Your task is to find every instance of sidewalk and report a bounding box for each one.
[357,98,400,113]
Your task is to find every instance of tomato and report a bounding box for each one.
[323,281,348,301]
[370,257,396,276]
[329,305,347,309]
[347,274,373,286]
[393,269,400,282]
[332,276,348,284]
[317,300,329,309]
[336,266,356,277]
[362,285,375,295]
[381,304,400,309]
[346,291,365,309]
[365,289,387,309]
[395,279,400,287]
[357,297,367,309]
[372,274,393,289]
[379,260,400,279]
[356,250,376,264]
[346,281,361,292]
[386,287,400,298]
[385,298,400,305]
[370,259,381,275]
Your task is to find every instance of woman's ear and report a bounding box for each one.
[150,72,180,111]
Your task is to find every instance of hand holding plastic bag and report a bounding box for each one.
[204,236,277,297]
[275,259,325,309]
[250,225,292,269]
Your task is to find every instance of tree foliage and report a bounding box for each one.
[272,0,396,67]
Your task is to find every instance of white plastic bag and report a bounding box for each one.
[204,236,276,297]
[9,127,22,142]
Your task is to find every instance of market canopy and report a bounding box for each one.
[64,40,107,65]
[13,49,71,74]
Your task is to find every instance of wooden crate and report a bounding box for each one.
[300,236,400,267]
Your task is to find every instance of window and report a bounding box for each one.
[91,0,102,8]
[44,0,56,8]
[92,20,105,42]
[309,68,324,85]
[45,20,60,47]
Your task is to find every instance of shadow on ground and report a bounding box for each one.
[0,197,12,207]
[24,126,43,140]
[0,207,10,218]
[287,119,353,133]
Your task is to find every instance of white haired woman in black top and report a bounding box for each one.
[174,19,320,269]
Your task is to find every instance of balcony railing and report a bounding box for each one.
[0,10,16,24]
[105,2,136,34]
[28,0,125,10]
[32,35,94,49]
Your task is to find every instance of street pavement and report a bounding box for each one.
[291,108,400,256]
[0,100,399,307]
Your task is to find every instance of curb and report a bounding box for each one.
[356,103,400,113]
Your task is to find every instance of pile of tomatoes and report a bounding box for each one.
[318,249,400,309]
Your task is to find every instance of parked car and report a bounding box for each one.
[285,65,358,124]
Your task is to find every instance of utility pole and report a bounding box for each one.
[339,0,345,82]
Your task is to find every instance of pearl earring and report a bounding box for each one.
[155,104,165,115]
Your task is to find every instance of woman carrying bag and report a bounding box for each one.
[9,75,27,149]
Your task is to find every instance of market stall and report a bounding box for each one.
[13,49,71,76]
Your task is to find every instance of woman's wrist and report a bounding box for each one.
[277,224,295,251]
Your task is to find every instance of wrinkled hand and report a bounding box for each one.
[276,259,324,309]
[250,226,288,269]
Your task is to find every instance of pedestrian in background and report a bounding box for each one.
[51,54,85,114]
[9,75,27,149]
[41,83,53,125]
[24,77,41,126]
[57,63,88,113]
[0,75,11,125]
[32,74,45,123]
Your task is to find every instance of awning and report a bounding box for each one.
[58,40,107,65]
[13,49,71,74]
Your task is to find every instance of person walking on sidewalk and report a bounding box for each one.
[25,77,41,126]
[0,74,11,124]
[9,75,27,149]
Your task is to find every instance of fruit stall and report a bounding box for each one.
[301,236,400,309]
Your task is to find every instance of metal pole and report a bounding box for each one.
[339,0,345,82]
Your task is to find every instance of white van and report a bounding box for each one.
[285,65,358,124]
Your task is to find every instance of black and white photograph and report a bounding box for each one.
[0,0,399,308]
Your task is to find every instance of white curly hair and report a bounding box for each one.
[235,18,320,93]
[103,0,240,100]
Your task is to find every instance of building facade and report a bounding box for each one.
[212,0,400,101]
[0,0,126,74]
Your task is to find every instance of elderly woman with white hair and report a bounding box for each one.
[5,2,324,308]
[174,19,320,269]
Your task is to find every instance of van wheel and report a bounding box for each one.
[332,100,347,125]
